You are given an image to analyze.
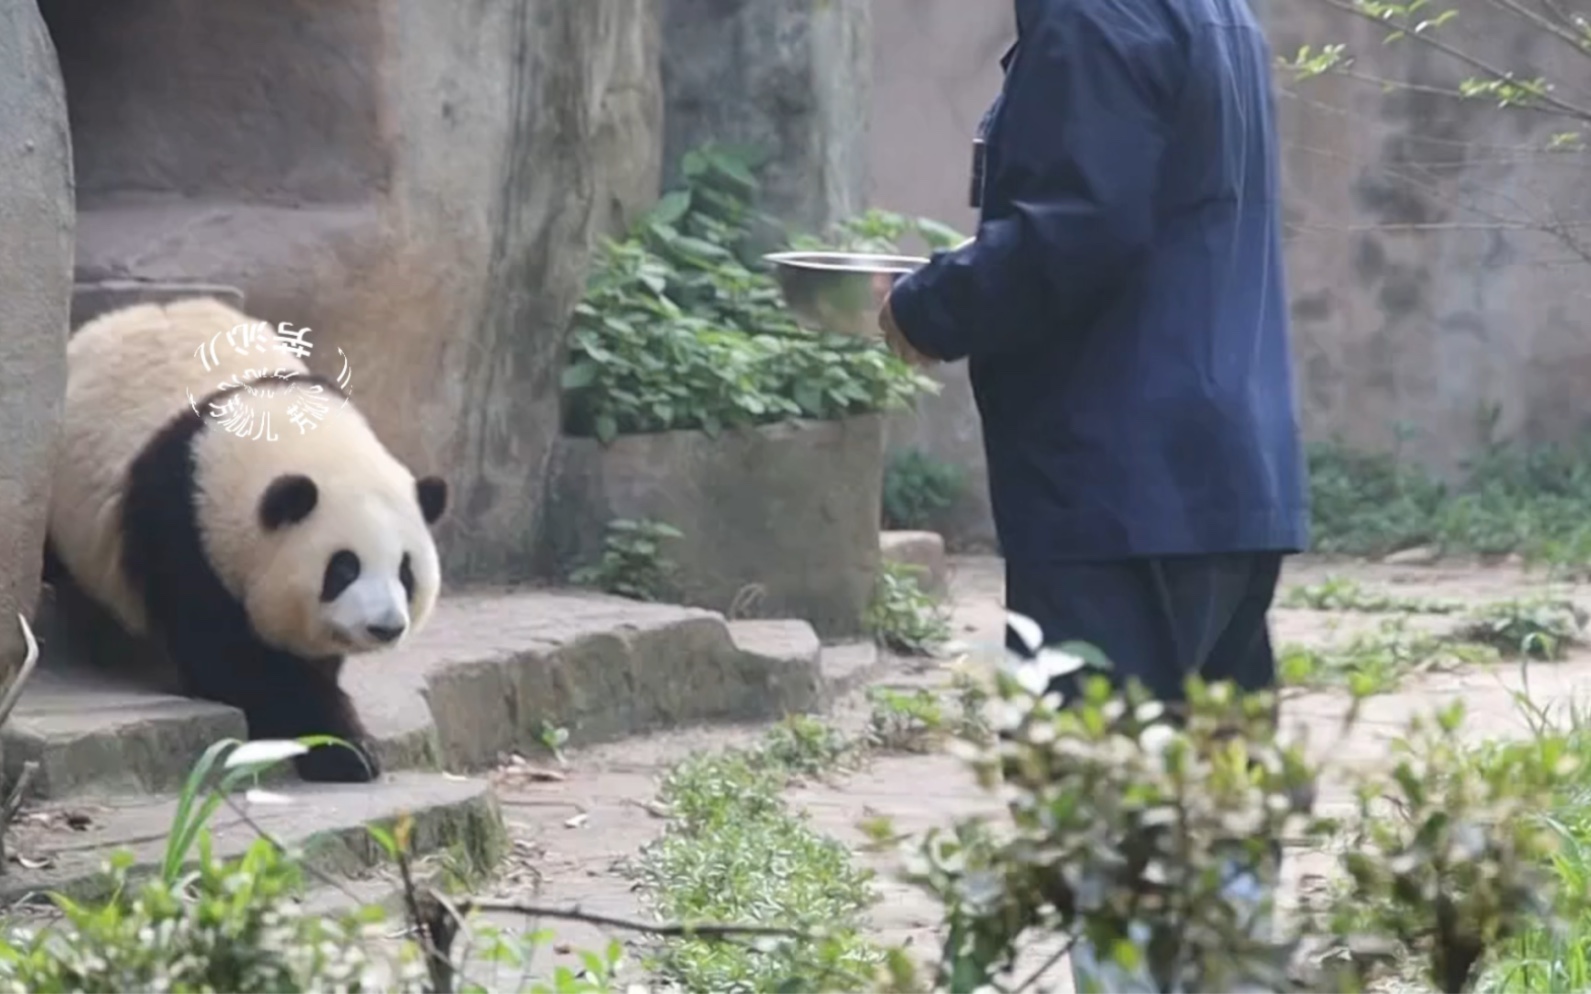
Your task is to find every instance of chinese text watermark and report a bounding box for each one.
[184,321,354,442]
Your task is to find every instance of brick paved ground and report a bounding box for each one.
[486,554,1591,991]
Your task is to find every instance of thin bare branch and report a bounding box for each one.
[461,898,803,940]
[0,614,41,732]
[1315,0,1591,121]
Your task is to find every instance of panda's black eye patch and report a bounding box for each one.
[321,550,361,602]
[399,553,415,602]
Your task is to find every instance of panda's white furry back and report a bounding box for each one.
[47,296,450,783]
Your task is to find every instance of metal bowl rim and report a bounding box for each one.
[762,250,929,274]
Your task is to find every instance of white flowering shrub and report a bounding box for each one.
[0,838,426,993]
[887,612,1585,994]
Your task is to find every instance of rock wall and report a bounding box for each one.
[0,0,74,677]
[1266,2,1591,473]
[661,0,872,232]
[46,0,665,584]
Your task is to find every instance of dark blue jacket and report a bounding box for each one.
[889,0,1309,563]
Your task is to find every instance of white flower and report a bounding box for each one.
[1012,660,1050,697]
[1140,723,1178,757]
[224,739,309,768]
[1035,647,1086,680]
[244,789,296,805]
[1006,611,1045,655]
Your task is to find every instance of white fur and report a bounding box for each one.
[49,296,442,658]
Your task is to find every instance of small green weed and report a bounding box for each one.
[882,449,966,531]
[635,725,882,992]
[539,722,571,766]
[570,517,682,602]
[1281,575,1463,614]
[1282,592,1586,694]
[1474,701,1591,993]
[865,686,947,753]
[1280,617,1498,696]
[1308,434,1591,571]
[863,561,951,656]
[1457,595,1588,661]
[758,714,859,777]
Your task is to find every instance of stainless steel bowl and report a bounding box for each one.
[763,250,929,339]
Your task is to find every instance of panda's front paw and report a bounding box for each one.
[294,740,381,783]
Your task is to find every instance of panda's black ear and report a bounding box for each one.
[416,476,448,526]
[260,474,319,531]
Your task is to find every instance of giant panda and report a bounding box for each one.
[46,296,448,784]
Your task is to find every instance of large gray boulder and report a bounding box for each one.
[0,0,73,681]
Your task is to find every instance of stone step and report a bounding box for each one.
[880,530,950,599]
[0,771,499,907]
[18,586,836,801]
[3,665,245,800]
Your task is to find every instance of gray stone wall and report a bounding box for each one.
[0,0,73,678]
[661,0,872,232]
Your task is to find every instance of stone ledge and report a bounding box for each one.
[21,586,838,801]
[0,772,500,906]
[352,589,829,774]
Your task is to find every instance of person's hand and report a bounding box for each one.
[877,292,935,367]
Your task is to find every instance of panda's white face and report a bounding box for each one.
[318,544,418,651]
[244,470,449,659]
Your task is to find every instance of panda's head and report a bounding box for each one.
[241,468,449,659]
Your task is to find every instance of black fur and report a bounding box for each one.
[118,377,381,784]
[259,474,318,531]
[416,476,448,525]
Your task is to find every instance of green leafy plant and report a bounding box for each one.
[882,449,966,531]
[889,617,1590,994]
[561,143,940,443]
[865,686,948,753]
[863,561,952,656]
[635,726,884,992]
[1279,617,1498,696]
[1457,595,1588,661]
[570,517,683,602]
[1306,435,1591,572]
[0,837,416,993]
[790,207,967,255]
[1281,575,1464,614]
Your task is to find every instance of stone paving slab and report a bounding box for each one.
[0,771,499,907]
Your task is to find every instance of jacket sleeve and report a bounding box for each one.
[888,0,1187,362]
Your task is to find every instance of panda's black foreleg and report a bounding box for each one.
[168,633,381,783]
[249,660,382,785]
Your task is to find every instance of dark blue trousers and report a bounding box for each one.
[1003,552,1284,704]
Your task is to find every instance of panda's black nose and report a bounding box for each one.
[366,623,406,644]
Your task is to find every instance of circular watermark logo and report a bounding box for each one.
[184,321,354,442]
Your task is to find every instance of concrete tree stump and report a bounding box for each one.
[0,0,74,684]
